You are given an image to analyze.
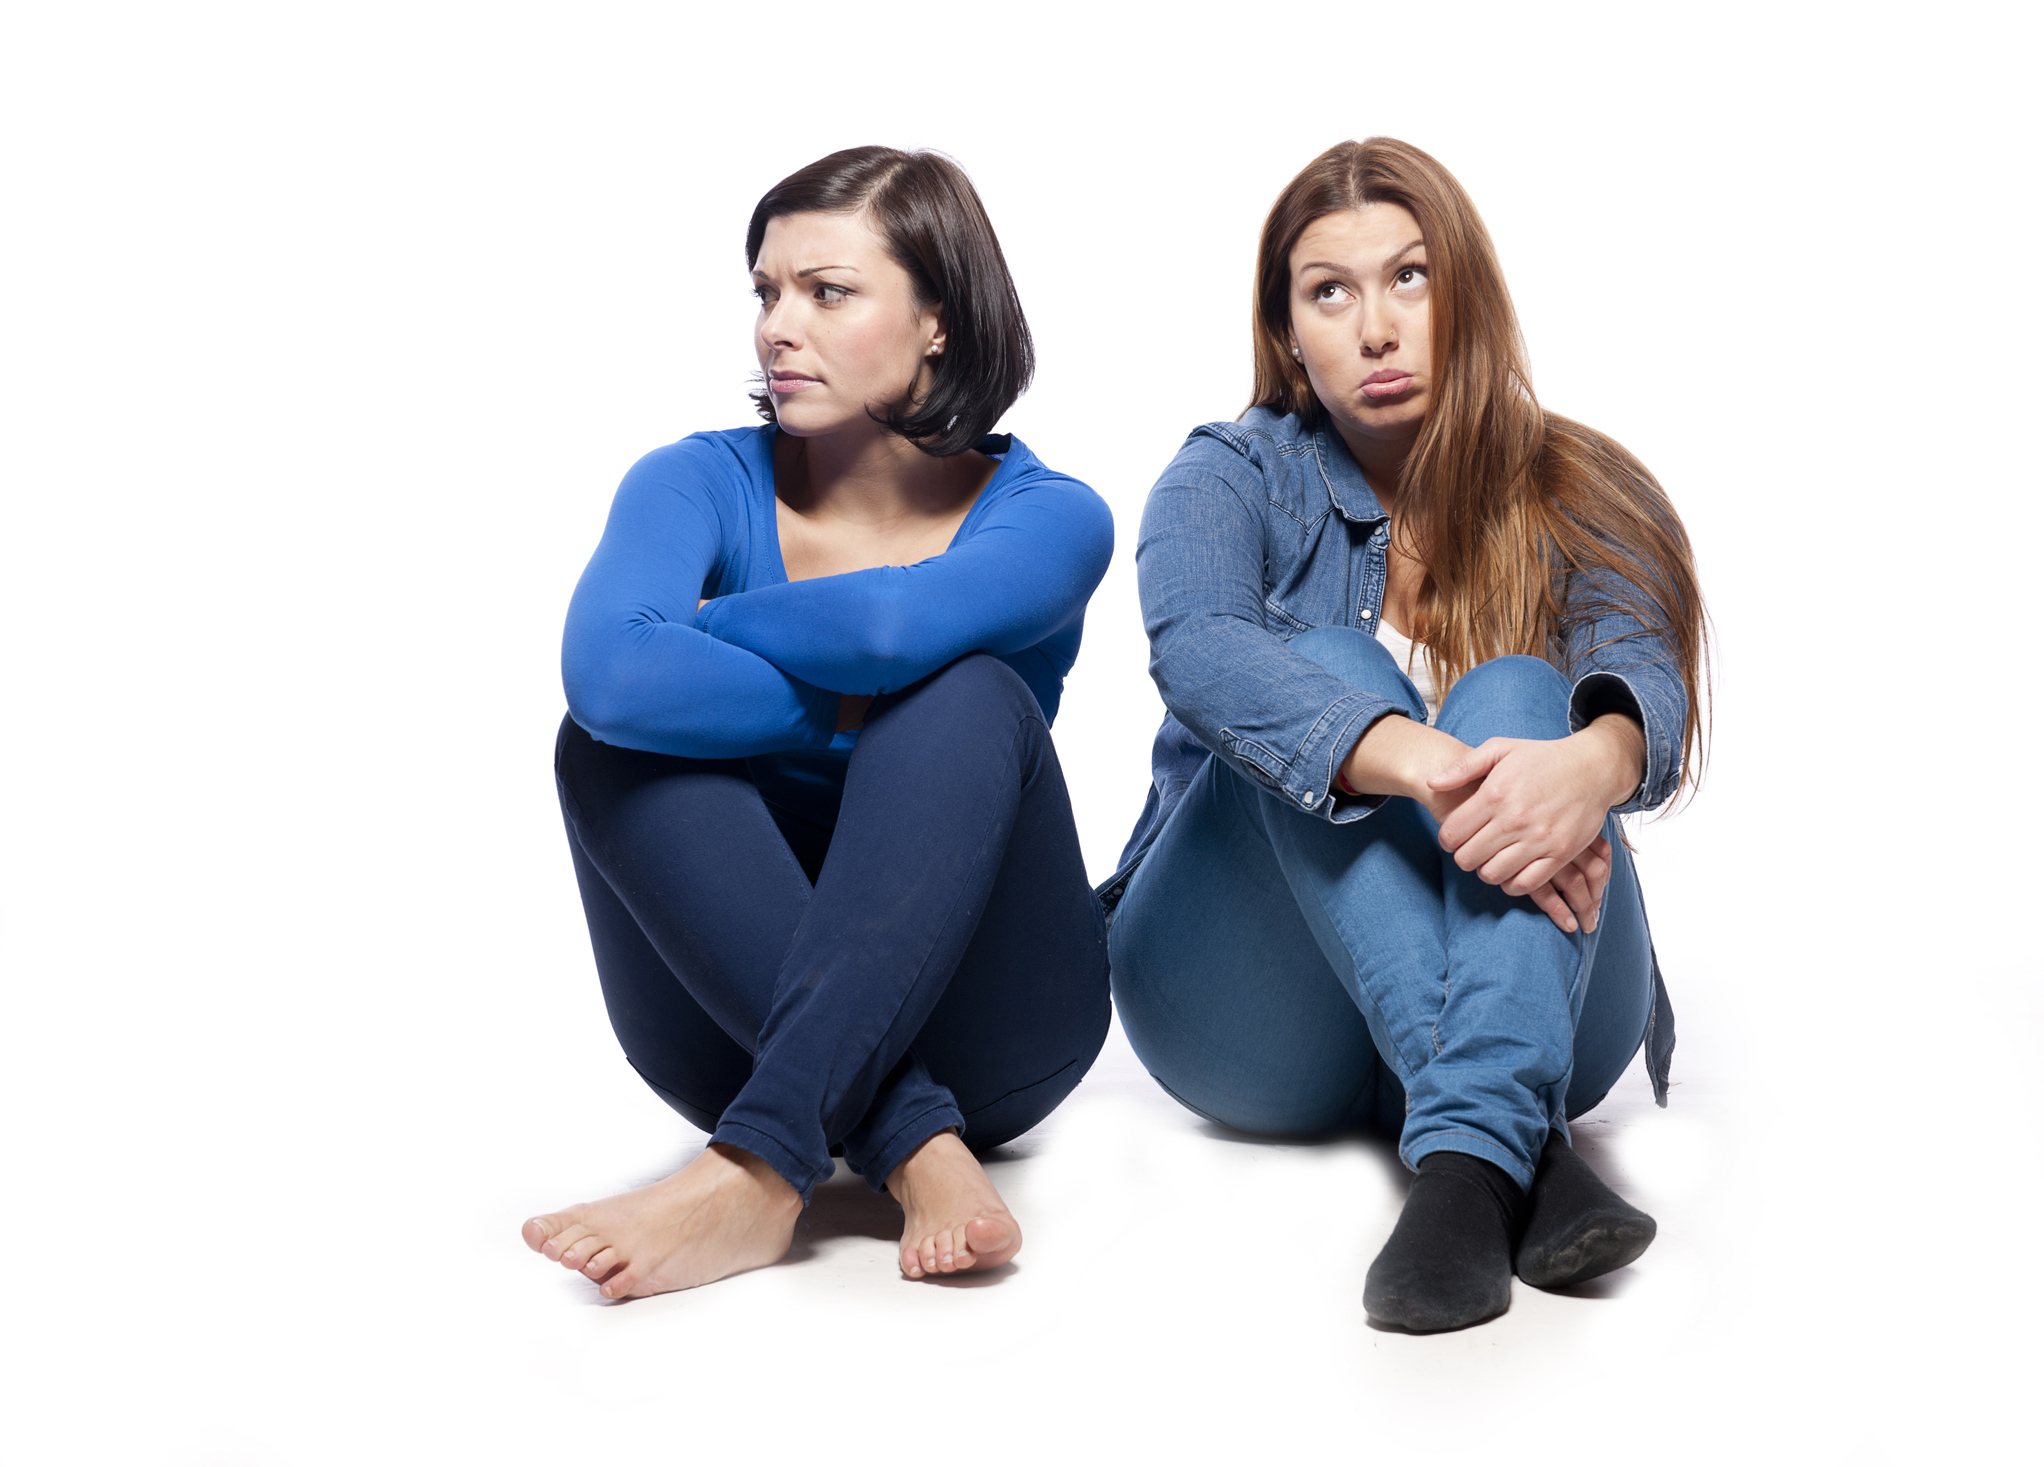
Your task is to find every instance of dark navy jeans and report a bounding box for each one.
[1108,627,1655,1190]
[555,654,1111,1203]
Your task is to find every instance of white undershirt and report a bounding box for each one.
[1374,619,1441,725]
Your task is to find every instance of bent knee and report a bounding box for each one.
[912,653,1041,719]
[1437,655,1571,741]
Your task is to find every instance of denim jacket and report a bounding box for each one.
[1100,408,1681,1100]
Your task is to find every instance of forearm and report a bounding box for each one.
[698,488,1112,693]
[562,620,839,759]
[1338,713,1466,804]
[1344,709,1642,804]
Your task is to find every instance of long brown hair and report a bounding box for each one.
[1250,138,1709,799]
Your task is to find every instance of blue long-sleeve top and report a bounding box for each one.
[563,425,1114,825]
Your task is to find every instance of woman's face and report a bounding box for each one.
[752,210,944,440]
[1288,204,1433,455]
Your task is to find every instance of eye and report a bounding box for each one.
[751,283,776,306]
[1391,265,1429,292]
[1311,280,1354,304]
[814,282,851,304]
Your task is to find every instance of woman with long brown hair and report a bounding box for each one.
[1101,138,1707,1332]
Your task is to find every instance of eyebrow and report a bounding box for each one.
[1296,240,1428,276]
[751,264,861,280]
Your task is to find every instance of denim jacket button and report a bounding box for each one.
[1360,608,1373,620]
[1302,791,1316,805]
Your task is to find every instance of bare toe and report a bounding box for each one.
[965,1213,1019,1268]
[552,1225,599,1268]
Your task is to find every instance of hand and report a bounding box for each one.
[1426,714,1643,915]
[836,694,874,732]
[1339,714,1608,934]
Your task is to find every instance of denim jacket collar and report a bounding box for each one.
[1310,422,1389,528]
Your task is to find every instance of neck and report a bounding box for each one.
[1330,420,1416,516]
[780,421,980,524]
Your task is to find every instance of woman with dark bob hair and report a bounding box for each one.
[1102,139,1707,1332]
[525,147,1113,1297]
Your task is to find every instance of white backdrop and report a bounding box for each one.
[4,3,2037,1462]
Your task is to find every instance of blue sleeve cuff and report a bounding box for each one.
[1568,670,1666,813]
[1218,690,1404,823]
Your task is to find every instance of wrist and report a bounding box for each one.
[1581,714,1646,808]
[1341,713,1450,802]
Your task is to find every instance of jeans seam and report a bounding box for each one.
[959,1053,1083,1122]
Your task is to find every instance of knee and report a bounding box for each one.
[1436,655,1571,742]
[902,653,1040,721]
[1108,945,1355,1139]
[1286,625,1421,712]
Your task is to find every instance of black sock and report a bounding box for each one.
[1363,1150,1527,1333]
[1514,1130,1657,1289]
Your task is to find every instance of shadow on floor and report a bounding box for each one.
[785,1168,903,1259]
[1191,1120,1412,1192]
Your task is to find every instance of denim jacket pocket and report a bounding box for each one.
[1263,595,1314,634]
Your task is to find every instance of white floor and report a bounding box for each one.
[12,943,2028,1464]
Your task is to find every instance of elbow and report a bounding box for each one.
[562,661,628,747]
[562,640,657,749]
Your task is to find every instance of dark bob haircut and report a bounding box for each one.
[746,146,1033,457]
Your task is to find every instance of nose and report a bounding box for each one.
[1359,293,1398,358]
[758,295,802,354]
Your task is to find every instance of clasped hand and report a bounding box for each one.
[1342,713,1643,935]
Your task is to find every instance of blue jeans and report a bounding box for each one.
[1108,628,1655,1189]
[556,654,1112,1203]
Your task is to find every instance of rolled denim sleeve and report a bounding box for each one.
[1560,564,1688,813]
[1136,435,1402,821]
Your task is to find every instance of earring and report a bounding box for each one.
[1291,346,1301,360]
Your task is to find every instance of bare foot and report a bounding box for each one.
[885,1130,1021,1280]
[521,1142,801,1300]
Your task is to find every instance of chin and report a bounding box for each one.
[1351,399,1426,432]
[768,400,850,438]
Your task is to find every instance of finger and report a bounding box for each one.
[1435,784,1506,852]
[1551,863,1595,930]
[1530,881,1577,933]
[1499,853,1568,897]
[1427,737,1511,791]
[1449,816,1522,873]
[1480,842,1555,889]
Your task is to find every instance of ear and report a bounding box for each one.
[924,303,947,358]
